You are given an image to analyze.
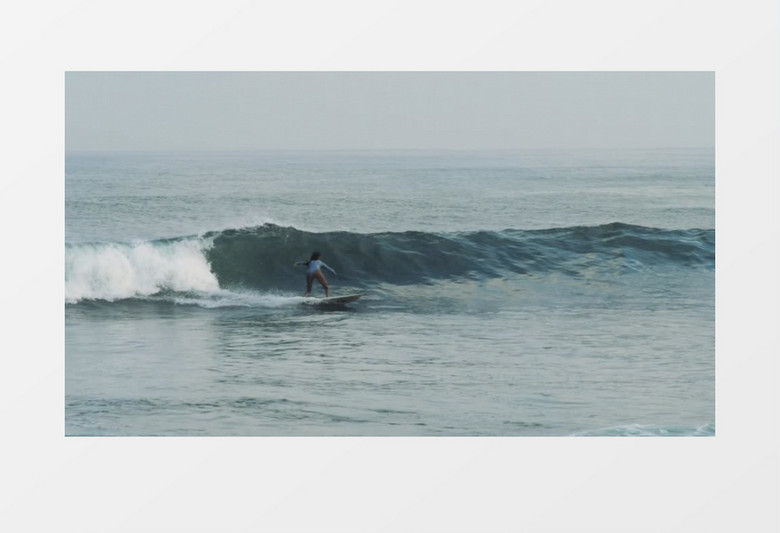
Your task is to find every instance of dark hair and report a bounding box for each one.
[309,251,321,262]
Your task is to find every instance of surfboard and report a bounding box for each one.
[306,293,363,305]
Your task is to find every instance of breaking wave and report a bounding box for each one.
[65,223,714,303]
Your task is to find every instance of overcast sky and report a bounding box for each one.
[65,72,714,151]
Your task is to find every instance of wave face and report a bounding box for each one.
[203,223,714,290]
[65,223,714,302]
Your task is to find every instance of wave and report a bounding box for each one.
[65,223,714,303]
[65,238,219,303]
[571,423,715,437]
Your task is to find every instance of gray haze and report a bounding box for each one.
[65,72,714,151]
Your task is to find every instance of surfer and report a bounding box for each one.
[294,251,337,297]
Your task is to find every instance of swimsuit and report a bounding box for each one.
[298,259,336,275]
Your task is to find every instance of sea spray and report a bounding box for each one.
[65,237,219,302]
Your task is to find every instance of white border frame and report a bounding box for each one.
[2,1,778,531]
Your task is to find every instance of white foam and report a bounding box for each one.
[65,238,219,303]
[171,290,305,309]
[570,423,715,437]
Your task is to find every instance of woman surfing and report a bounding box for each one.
[294,251,337,297]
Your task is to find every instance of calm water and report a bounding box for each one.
[65,149,715,436]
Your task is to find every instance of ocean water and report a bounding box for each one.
[65,149,715,436]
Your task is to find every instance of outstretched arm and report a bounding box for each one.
[293,261,307,267]
[321,262,337,275]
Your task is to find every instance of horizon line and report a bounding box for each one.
[65,146,716,154]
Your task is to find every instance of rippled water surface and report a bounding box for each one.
[65,149,714,436]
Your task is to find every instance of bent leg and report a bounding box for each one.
[304,274,314,297]
[314,270,329,297]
